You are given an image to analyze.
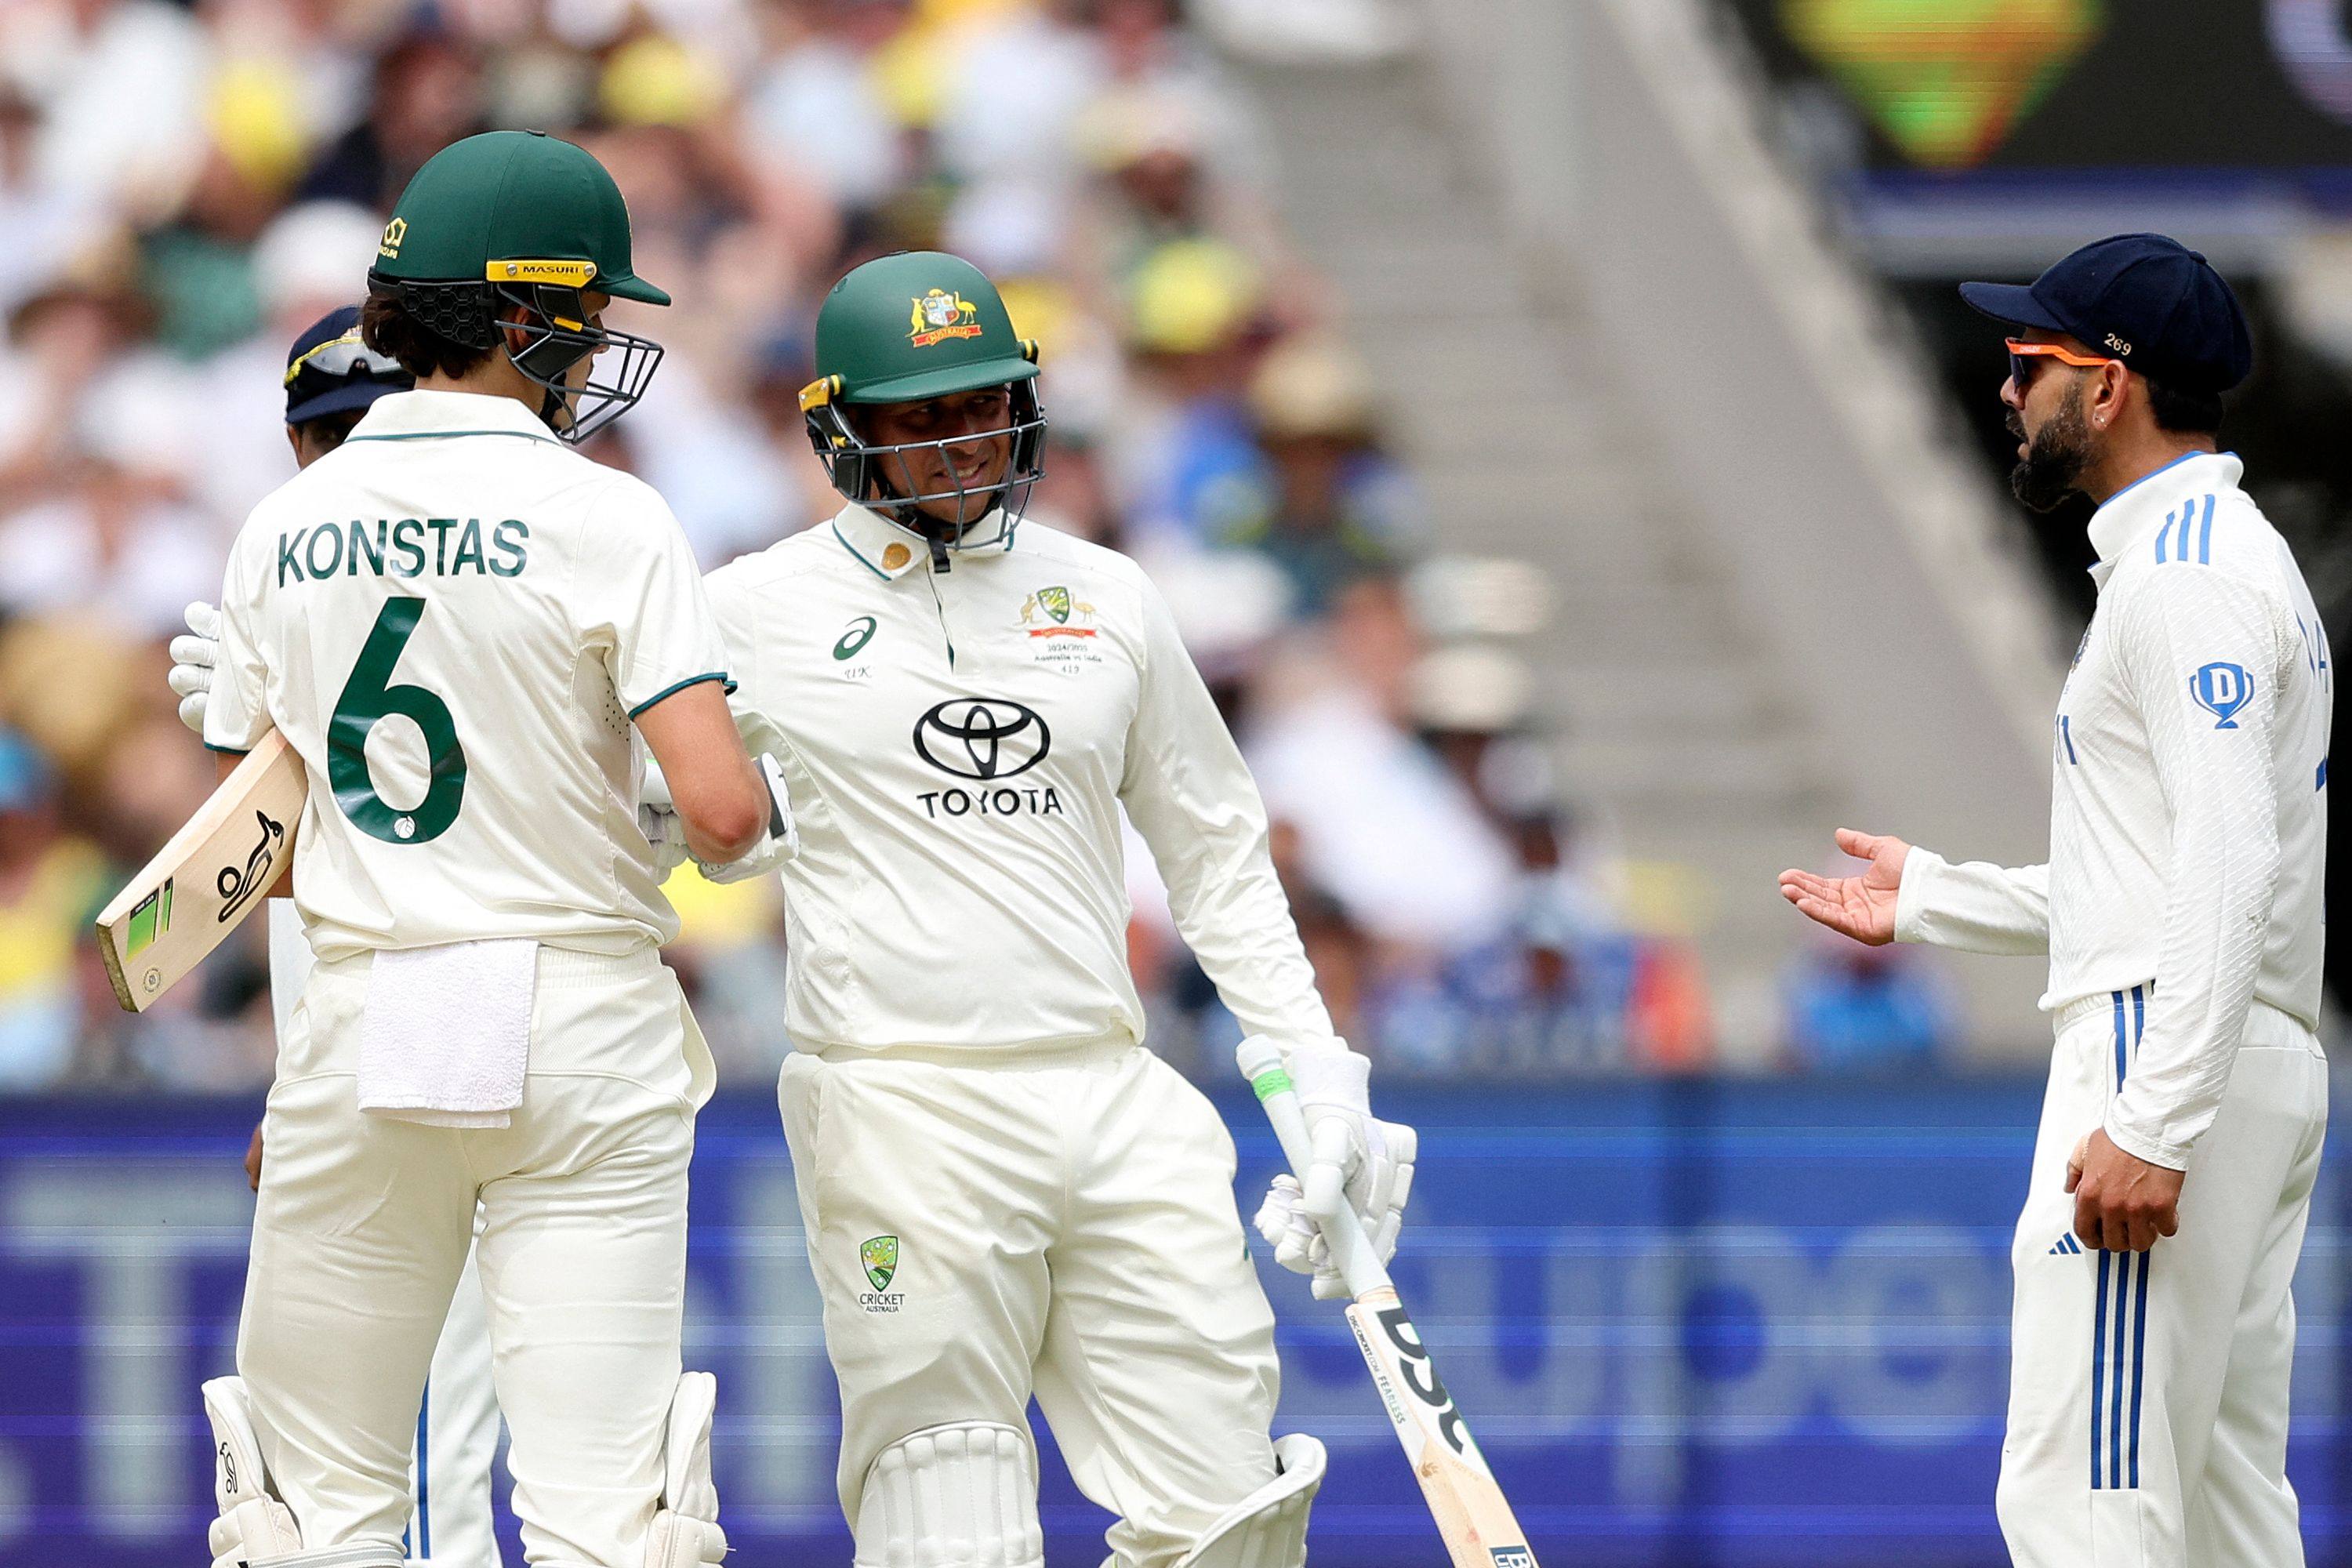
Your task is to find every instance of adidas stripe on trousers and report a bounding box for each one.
[1998,988,2327,1567]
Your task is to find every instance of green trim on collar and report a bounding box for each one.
[627,672,732,719]
[830,512,1018,575]
[343,428,562,447]
[203,742,252,756]
[831,520,898,580]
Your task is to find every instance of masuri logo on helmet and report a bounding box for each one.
[800,251,1047,561]
[365,130,668,445]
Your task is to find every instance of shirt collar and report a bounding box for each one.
[343,389,562,445]
[828,501,1019,581]
[2085,449,2240,587]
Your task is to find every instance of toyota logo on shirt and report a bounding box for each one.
[913,698,1053,780]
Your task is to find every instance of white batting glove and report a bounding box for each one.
[695,753,798,884]
[637,757,692,881]
[167,601,220,733]
[1251,1047,1417,1298]
[1255,1175,1345,1298]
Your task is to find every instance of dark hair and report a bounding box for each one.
[361,289,491,380]
[2143,372,2225,436]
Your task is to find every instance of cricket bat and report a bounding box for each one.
[94,731,307,1012]
[1237,1036,1540,1568]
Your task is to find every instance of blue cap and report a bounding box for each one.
[285,305,412,426]
[0,728,52,814]
[1961,234,2252,394]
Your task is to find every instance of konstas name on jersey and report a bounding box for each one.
[275,518,531,586]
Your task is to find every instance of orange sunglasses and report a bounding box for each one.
[2006,337,2121,388]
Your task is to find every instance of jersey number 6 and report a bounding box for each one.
[329,597,468,845]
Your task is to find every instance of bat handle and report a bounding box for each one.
[1237,1035,1394,1299]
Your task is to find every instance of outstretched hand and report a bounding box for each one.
[1777,828,1911,946]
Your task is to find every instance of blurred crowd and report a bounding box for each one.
[0,0,1956,1091]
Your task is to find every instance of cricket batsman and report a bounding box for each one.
[1780,234,2330,1566]
[171,305,506,1568]
[675,250,1416,1566]
[187,131,765,1568]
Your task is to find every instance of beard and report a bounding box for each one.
[2009,394,2092,513]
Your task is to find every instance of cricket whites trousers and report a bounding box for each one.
[270,903,504,1568]
[778,1038,1282,1568]
[1999,988,2327,1567]
[402,1227,501,1568]
[238,943,706,1567]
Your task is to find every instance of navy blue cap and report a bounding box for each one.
[284,305,412,426]
[1961,234,2252,394]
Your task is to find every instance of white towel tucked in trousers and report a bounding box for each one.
[358,939,539,1127]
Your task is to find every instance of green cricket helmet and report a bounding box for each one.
[365,130,667,443]
[800,251,1045,554]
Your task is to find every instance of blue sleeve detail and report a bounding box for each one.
[2156,495,2219,567]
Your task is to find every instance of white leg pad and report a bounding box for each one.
[645,1370,728,1568]
[202,1375,306,1568]
[249,1548,406,1568]
[854,1421,1044,1568]
[1173,1434,1327,1568]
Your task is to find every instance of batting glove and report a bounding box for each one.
[695,753,798,884]
[637,757,693,881]
[1251,1046,1417,1298]
[639,754,798,885]
[167,601,220,733]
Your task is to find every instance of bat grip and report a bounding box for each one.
[1237,1036,1394,1299]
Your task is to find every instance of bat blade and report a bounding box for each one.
[1345,1287,1540,1568]
[94,732,307,1012]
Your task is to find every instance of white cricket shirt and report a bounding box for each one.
[205,390,730,960]
[706,503,1341,1055]
[1897,452,2331,1169]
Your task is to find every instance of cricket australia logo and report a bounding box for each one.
[909,289,984,348]
[2190,661,2252,729]
[858,1236,904,1314]
[1019,585,1098,640]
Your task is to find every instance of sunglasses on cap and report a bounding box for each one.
[284,330,405,387]
[2005,337,2122,390]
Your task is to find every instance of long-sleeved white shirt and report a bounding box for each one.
[1896,452,2330,1170]
[703,503,1340,1057]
